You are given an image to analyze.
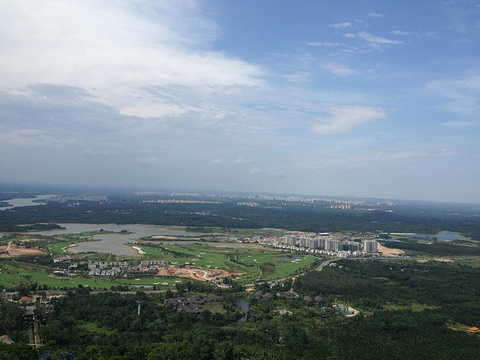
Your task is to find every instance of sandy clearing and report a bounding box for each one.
[4,241,45,257]
[377,243,404,257]
[417,258,454,263]
[121,244,143,257]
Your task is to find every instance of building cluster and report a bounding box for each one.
[87,261,129,277]
[275,234,378,258]
[127,261,171,277]
[142,199,221,204]
[330,204,352,209]
[236,202,260,207]
[51,195,108,202]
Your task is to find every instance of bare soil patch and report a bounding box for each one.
[377,243,404,257]
[3,241,45,257]
[417,258,454,263]
[156,266,233,282]
[121,244,143,257]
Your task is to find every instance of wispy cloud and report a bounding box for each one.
[322,63,358,77]
[0,129,77,148]
[313,105,386,134]
[284,71,312,83]
[427,73,480,117]
[214,158,254,165]
[249,168,285,178]
[391,30,412,36]
[355,31,404,48]
[135,157,160,165]
[443,121,479,130]
[367,12,384,18]
[330,22,351,29]
[305,41,342,47]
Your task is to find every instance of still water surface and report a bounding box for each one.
[0,195,56,211]
[35,223,202,256]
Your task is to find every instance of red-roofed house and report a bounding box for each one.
[19,296,33,305]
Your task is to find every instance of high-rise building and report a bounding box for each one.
[299,237,308,247]
[307,239,319,249]
[363,240,378,253]
[325,239,339,251]
[284,235,297,246]
[317,237,326,249]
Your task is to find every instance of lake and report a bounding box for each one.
[35,223,203,256]
[402,231,470,242]
[436,231,470,241]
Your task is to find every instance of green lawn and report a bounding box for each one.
[0,262,188,289]
[1,241,319,289]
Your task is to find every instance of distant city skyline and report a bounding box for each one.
[1,1,479,203]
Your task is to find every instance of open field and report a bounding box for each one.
[0,261,187,289]
[0,238,318,289]
[126,242,318,283]
[377,243,404,257]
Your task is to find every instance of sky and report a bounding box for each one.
[1,0,479,203]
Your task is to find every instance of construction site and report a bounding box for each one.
[127,261,233,282]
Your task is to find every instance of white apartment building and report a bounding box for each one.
[363,240,378,253]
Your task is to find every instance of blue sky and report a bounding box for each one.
[1,0,479,203]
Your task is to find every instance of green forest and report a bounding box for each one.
[2,185,480,359]
[3,259,480,359]
[1,194,480,239]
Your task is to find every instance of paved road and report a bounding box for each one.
[315,259,335,272]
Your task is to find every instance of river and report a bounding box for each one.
[0,194,56,211]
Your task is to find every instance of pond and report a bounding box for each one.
[236,298,249,323]
[281,255,300,261]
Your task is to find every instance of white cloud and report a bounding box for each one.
[249,168,285,178]
[305,41,341,47]
[391,30,412,36]
[356,31,404,47]
[345,31,404,49]
[330,22,351,29]
[443,121,479,129]
[313,105,386,134]
[0,129,77,148]
[120,104,193,118]
[214,158,255,165]
[427,74,480,117]
[367,12,384,18]
[234,158,254,164]
[0,1,265,118]
[135,157,160,165]
[322,64,358,77]
[284,71,312,83]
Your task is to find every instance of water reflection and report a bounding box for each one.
[35,223,202,256]
[0,195,56,211]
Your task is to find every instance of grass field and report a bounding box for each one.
[129,242,317,283]
[0,240,319,289]
[0,262,188,290]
